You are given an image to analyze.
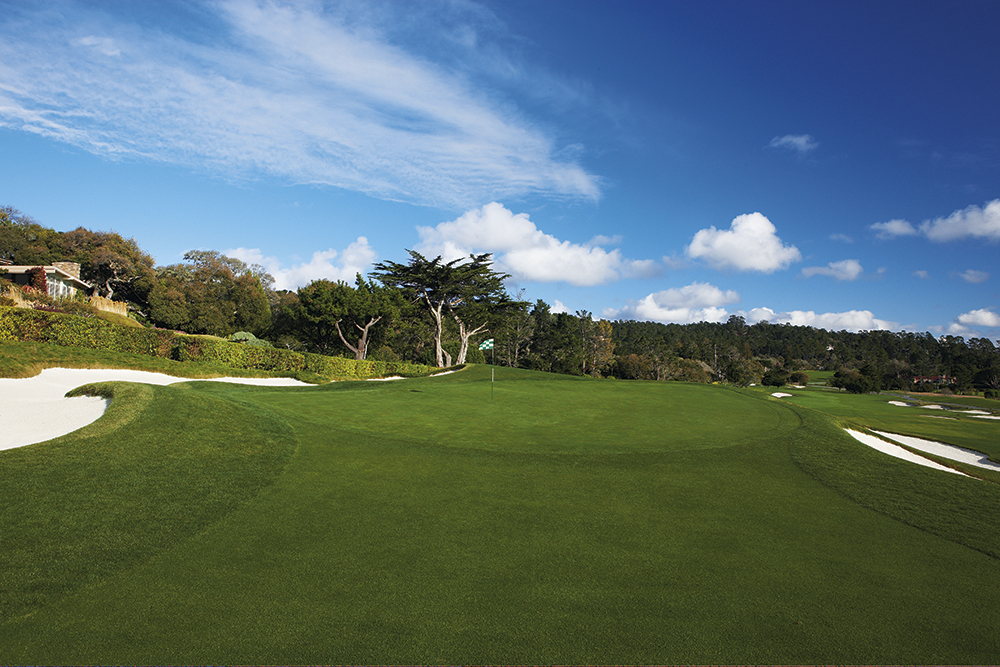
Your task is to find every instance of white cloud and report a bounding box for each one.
[871,200,1000,242]
[416,202,660,286]
[801,259,864,281]
[958,269,990,284]
[914,270,930,279]
[0,2,599,209]
[73,36,120,57]
[920,200,1000,242]
[745,308,896,332]
[769,134,818,155]
[871,219,919,239]
[956,308,1000,328]
[686,212,801,273]
[550,300,570,314]
[605,282,740,324]
[829,233,853,243]
[227,237,378,291]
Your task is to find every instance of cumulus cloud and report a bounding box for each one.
[686,212,801,273]
[605,282,740,324]
[956,308,1000,328]
[227,238,378,291]
[768,134,818,155]
[921,200,1000,242]
[745,308,896,331]
[914,270,930,279]
[958,269,990,284]
[415,202,660,286]
[871,219,919,239]
[0,2,600,209]
[829,233,853,243]
[801,259,864,281]
[871,200,1000,242]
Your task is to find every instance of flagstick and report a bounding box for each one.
[491,343,495,401]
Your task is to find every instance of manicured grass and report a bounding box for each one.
[753,383,1000,463]
[1,356,999,664]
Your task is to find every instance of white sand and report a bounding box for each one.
[872,430,1000,472]
[887,400,910,407]
[771,392,793,398]
[0,368,309,452]
[845,429,970,476]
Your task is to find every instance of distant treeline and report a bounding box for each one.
[2,205,998,394]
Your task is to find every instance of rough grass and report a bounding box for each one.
[1,357,999,664]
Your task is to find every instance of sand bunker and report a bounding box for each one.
[0,368,310,452]
[845,430,971,476]
[872,430,1000,472]
[771,392,793,398]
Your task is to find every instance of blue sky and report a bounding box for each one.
[1,0,998,340]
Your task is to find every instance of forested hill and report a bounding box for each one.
[2,205,998,394]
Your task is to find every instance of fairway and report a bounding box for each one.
[2,365,1000,664]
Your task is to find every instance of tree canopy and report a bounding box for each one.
[372,251,515,367]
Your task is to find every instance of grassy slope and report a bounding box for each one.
[1,359,999,663]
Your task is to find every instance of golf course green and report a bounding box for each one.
[2,352,999,664]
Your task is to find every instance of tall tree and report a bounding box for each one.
[296,275,399,360]
[372,251,514,367]
[148,251,272,337]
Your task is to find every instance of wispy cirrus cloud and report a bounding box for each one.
[768,134,818,155]
[0,1,600,209]
[801,259,864,281]
[416,202,660,286]
[957,269,990,284]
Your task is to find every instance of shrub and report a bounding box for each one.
[0,307,437,379]
[761,369,789,387]
[985,389,998,400]
[26,266,47,293]
[789,371,810,385]
[229,331,274,348]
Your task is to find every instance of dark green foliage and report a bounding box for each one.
[0,307,433,380]
[789,370,810,385]
[149,251,272,337]
[229,331,273,347]
[761,369,789,387]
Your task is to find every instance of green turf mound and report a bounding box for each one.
[0,381,297,624]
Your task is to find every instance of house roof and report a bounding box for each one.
[1,265,92,291]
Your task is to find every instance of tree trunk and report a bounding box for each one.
[427,297,447,367]
[453,316,487,364]
[335,315,382,361]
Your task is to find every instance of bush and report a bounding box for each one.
[983,389,998,400]
[761,369,789,387]
[789,371,810,385]
[0,307,437,380]
[229,331,274,348]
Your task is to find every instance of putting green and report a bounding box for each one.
[2,365,1000,665]
[270,367,796,454]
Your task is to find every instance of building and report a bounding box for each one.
[0,262,92,298]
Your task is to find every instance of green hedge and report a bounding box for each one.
[0,307,435,380]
